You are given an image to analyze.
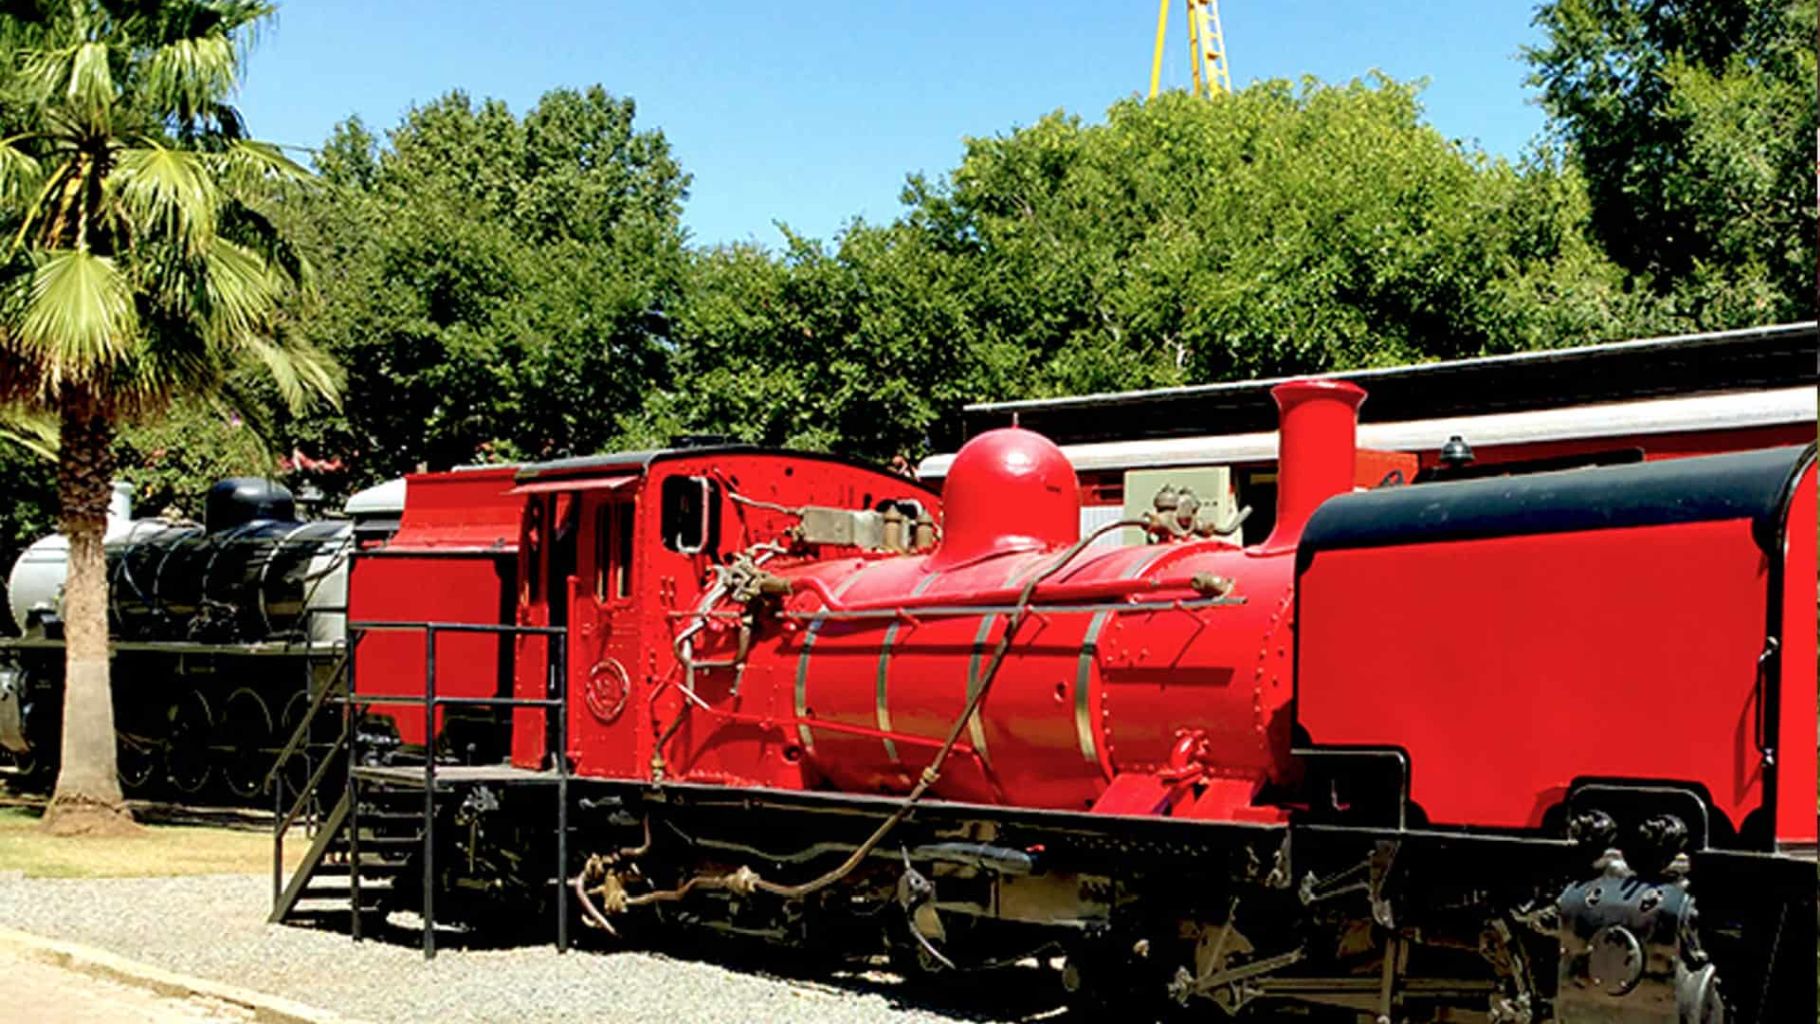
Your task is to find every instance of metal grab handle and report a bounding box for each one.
[1754,637,1779,767]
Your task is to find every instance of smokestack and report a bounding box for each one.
[1260,379,1365,554]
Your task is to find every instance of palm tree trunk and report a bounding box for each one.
[41,385,136,834]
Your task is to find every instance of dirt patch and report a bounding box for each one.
[42,795,144,838]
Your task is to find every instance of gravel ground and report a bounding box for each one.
[0,874,1061,1024]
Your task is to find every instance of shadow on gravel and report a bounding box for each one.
[284,910,1071,1022]
[624,929,1070,1023]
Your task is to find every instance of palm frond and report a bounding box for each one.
[0,0,337,414]
[143,33,236,122]
[122,318,220,408]
[18,44,73,105]
[198,236,286,339]
[16,249,139,380]
[111,144,218,254]
[65,40,116,118]
[217,198,313,293]
[8,153,75,253]
[0,404,58,461]
[207,100,246,141]
[210,139,311,192]
[0,137,45,210]
[243,332,341,412]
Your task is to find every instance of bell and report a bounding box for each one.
[1438,434,1474,468]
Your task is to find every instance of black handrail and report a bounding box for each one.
[275,719,348,839]
[263,649,349,792]
[332,619,571,959]
[271,610,357,909]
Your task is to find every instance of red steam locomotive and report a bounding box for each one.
[278,379,1816,1023]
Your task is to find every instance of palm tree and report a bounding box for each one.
[0,0,337,833]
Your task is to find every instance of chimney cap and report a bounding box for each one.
[1270,378,1366,408]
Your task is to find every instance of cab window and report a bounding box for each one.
[595,501,634,601]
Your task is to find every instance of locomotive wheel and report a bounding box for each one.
[116,731,161,794]
[164,691,214,795]
[218,688,274,800]
[0,744,41,790]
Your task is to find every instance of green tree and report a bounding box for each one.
[648,81,1664,458]
[285,87,688,484]
[626,227,974,460]
[1526,0,1817,323]
[0,0,335,832]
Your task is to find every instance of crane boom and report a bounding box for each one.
[1150,0,1232,98]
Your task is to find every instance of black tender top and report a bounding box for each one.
[1298,444,1815,569]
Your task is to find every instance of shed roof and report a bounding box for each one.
[957,322,1818,446]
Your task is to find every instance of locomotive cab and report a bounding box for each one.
[504,447,943,780]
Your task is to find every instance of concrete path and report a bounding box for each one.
[4,946,256,1023]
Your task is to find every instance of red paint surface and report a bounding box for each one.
[349,382,1810,851]
[351,468,520,747]
[349,556,511,745]
[927,429,1079,571]
[505,453,943,780]
[1297,519,1779,832]
[1773,461,1816,844]
[388,467,520,550]
[743,542,1298,810]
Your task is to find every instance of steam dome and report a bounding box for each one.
[928,428,1079,571]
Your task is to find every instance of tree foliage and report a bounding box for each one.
[643,81,1662,458]
[1527,0,1817,322]
[285,86,688,483]
[5,3,1810,568]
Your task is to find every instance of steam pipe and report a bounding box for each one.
[1259,379,1366,554]
[788,565,1208,614]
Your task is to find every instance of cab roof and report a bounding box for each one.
[513,444,938,495]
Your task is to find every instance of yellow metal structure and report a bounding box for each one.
[1149,0,1232,98]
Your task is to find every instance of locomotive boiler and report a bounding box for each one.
[271,379,1815,1024]
[701,383,1356,817]
[1,477,400,798]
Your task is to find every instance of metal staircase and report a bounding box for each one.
[266,620,571,958]
[269,786,420,931]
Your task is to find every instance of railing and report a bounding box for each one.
[267,605,352,905]
[333,620,569,959]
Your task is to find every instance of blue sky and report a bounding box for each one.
[237,2,1550,247]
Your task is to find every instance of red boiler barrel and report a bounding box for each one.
[773,540,1299,813]
[752,410,1308,815]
